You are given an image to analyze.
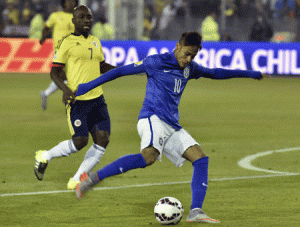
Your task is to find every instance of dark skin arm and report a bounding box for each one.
[100,62,116,73]
[40,26,52,45]
[52,62,115,102]
[50,66,75,104]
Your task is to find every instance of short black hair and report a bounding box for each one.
[179,32,202,49]
[61,0,79,9]
[73,5,91,17]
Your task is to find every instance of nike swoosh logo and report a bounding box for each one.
[164,70,171,72]
[119,167,123,173]
[202,183,208,187]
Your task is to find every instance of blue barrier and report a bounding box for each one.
[101,41,300,75]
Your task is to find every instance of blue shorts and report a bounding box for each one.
[66,95,111,138]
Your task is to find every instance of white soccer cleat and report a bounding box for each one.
[75,172,99,199]
[186,208,220,223]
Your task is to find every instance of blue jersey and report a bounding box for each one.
[139,52,201,129]
[76,52,261,130]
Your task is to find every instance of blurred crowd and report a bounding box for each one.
[0,0,300,41]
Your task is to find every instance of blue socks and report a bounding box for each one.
[95,153,208,210]
[96,153,146,181]
[191,156,209,210]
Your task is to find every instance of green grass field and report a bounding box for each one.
[0,73,299,227]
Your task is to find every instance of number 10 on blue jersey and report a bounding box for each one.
[174,79,181,93]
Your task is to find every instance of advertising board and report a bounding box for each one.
[1,38,299,75]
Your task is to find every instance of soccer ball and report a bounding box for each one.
[154,197,184,225]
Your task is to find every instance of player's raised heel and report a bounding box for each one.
[34,150,48,181]
[75,172,100,199]
[186,208,220,223]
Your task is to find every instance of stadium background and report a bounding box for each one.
[1,0,300,226]
[1,0,300,42]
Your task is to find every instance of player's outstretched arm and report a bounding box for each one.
[200,67,267,80]
[76,63,146,97]
[100,62,116,74]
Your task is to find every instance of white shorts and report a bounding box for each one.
[137,115,199,167]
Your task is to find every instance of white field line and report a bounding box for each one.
[238,146,300,174]
[1,147,300,198]
[1,173,299,197]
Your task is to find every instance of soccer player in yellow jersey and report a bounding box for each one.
[34,5,116,190]
[39,0,78,110]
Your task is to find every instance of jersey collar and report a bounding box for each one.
[71,33,90,39]
[168,51,180,67]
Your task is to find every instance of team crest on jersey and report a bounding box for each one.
[184,67,190,79]
[134,60,143,67]
[53,50,58,59]
[74,119,81,127]
[93,41,98,48]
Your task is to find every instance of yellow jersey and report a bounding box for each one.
[45,11,74,48]
[53,34,105,101]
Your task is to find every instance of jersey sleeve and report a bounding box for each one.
[98,40,105,63]
[45,12,56,29]
[142,55,163,76]
[76,63,146,96]
[52,38,68,65]
[190,62,261,80]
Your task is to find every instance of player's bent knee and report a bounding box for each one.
[72,137,89,150]
[141,147,160,166]
[182,144,207,163]
[93,130,110,148]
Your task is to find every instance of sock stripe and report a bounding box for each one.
[93,144,105,151]
[93,144,106,155]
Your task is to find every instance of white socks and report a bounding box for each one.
[41,141,105,182]
[41,140,78,161]
[72,144,105,181]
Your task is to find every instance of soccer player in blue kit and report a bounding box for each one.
[73,32,270,223]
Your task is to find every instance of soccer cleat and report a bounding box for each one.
[34,150,48,181]
[75,172,99,199]
[40,91,48,110]
[67,178,80,190]
[186,208,220,223]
